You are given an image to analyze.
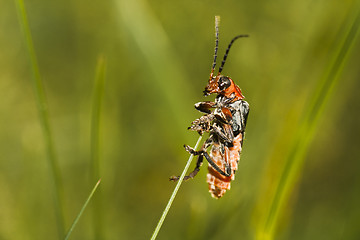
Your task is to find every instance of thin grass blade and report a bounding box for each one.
[15,0,65,238]
[64,179,102,240]
[150,136,203,240]
[90,55,107,240]
[115,0,193,136]
[257,5,360,240]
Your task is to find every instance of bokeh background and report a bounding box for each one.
[1,0,360,239]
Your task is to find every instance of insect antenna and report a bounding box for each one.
[210,16,220,80]
[218,34,249,75]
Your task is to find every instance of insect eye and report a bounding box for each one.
[218,76,231,90]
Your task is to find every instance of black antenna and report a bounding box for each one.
[218,34,249,75]
[210,16,220,79]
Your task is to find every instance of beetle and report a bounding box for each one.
[170,16,250,199]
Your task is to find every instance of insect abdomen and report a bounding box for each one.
[207,133,243,198]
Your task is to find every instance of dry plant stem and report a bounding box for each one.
[64,179,102,240]
[150,135,203,240]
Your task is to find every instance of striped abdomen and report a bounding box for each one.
[207,133,243,198]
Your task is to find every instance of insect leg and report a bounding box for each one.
[169,139,212,182]
[214,107,233,124]
[203,151,231,177]
[184,136,213,155]
[212,124,234,145]
[184,154,204,180]
[185,140,231,178]
[169,155,204,181]
[188,114,215,135]
[194,101,216,114]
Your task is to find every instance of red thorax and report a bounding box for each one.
[204,74,245,101]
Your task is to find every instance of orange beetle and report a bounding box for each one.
[171,17,250,199]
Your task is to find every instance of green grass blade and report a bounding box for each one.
[15,0,65,238]
[64,179,102,240]
[150,135,203,240]
[90,55,107,240]
[258,5,360,240]
[116,0,193,134]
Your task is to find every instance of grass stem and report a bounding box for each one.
[15,0,65,238]
[90,56,107,240]
[150,136,203,240]
[258,5,360,240]
[64,179,102,240]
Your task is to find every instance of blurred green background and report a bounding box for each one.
[1,0,360,239]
